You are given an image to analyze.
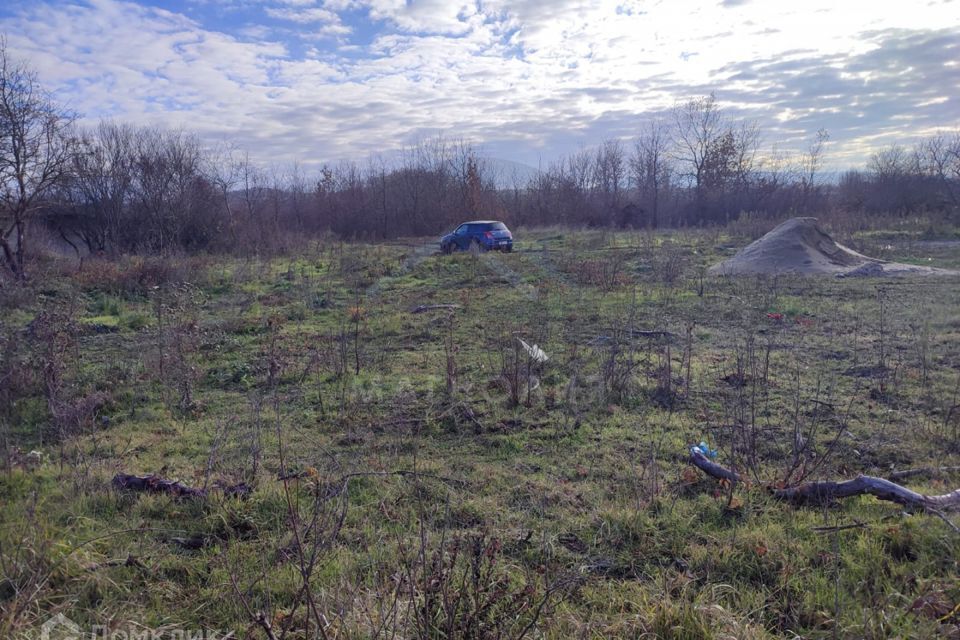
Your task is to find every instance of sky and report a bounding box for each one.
[1,0,958,172]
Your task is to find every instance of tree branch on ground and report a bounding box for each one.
[687,448,960,531]
[112,473,252,499]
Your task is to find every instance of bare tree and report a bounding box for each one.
[869,144,911,181]
[561,148,595,224]
[632,121,672,228]
[592,139,625,226]
[868,144,922,214]
[129,127,209,251]
[60,121,136,253]
[730,121,761,193]
[751,145,789,213]
[286,161,309,232]
[238,151,267,237]
[918,131,960,209]
[670,94,766,222]
[0,38,76,278]
[671,93,723,202]
[205,141,245,244]
[799,128,829,212]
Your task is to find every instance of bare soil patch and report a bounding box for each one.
[710,217,958,277]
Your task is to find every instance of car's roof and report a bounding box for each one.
[461,220,503,225]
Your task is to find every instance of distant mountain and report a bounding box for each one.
[483,157,540,188]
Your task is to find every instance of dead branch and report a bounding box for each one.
[771,475,960,511]
[686,450,959,511]
[112,473,252,499]
[688,448,741,484]
[686,450,960,530]
[112,473,205,498]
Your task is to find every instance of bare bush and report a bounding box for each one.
[402,532,573,640]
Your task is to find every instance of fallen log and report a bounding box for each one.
[771,476,960,510]
[685,450,960,531]
[112,473,252,499]
[411,304,461,314]
[688,448,741,484]
[112,473,205,498]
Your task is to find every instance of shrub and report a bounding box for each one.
[73,255,208,297]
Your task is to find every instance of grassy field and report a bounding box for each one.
[1,223,959,639]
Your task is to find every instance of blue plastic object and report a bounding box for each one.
[691,441,718,459]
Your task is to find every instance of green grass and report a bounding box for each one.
[1,227,959,639]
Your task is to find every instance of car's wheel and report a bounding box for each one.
[505,245,513,253]
[441,242,452,254]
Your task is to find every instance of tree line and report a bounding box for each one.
[2,41,959,279]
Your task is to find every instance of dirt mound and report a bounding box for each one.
[709,218,956,277]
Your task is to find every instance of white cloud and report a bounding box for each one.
[0,0,957,169]
[265,5,350,35]
[266,7,338,23]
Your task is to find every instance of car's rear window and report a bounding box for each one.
[486,222,508,230]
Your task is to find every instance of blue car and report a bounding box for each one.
[440,220,513,253]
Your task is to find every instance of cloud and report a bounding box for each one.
[707,27,960,162]
[266,6,338,23]
[0,0,957,170]
[264,5,351,35]
[360,0,482,36]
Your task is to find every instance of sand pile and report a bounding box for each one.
[709,217,955,277]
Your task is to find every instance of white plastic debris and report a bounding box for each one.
[517,338,549,364]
